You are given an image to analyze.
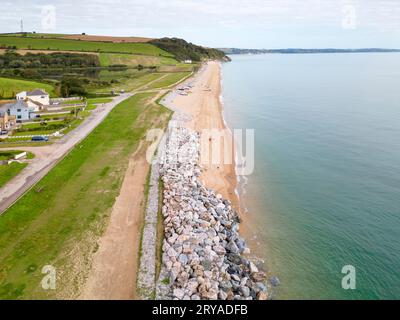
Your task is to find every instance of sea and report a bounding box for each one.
[221,53,400,299]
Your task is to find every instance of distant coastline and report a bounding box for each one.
[219,48,400,55]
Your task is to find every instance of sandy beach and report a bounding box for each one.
[164,61,255,242]
[168,61,239,209]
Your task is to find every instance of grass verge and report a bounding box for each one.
[0,163,28,188]
[0,92,170,299]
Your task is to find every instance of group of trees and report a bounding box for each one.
[60,76,88,97]
[0,51,100,69]
[150,38,229,62]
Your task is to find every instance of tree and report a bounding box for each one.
[60,77,87,97]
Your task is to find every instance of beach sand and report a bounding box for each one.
[166,61,253,241]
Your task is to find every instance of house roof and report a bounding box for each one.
[26,89,48,96]
[4,100,29,110]
[26,98,44,107]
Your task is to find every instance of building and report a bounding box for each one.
[6,100,31,122]
[16,89,49,111]
[0,107,16,131]
[183,59,192,64]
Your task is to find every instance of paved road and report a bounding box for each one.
[0,93,133,214]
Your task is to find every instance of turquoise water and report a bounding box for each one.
[221,53,400,299]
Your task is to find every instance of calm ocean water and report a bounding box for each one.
[221,53,400,299]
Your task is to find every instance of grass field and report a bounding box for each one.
[90,72,162,94]
[144,72,191,90]
[34,113,70,121]
[0,36,172,56]
[86,98,113,104]
[0,150,34,161]
[86,98,113,111]
[0,163,28,188]
[91,71,190,94]
[0,78,55,99]
[0,150,34,188]
[0,93,171,299]
[99,53,178,67]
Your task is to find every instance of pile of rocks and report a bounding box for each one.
[157,126,269,300]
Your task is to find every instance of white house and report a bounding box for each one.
[6,100,31,122]
[16,89,50,111]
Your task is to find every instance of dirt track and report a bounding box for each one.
[79,142,149,300]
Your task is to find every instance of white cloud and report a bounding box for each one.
[0,0,399,47]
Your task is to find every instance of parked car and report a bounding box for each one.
[31,136,49,142]
[0,130,8,135]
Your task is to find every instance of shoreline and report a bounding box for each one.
[161,60,264,268]
[162,61,241,220]
[218,66,250,216]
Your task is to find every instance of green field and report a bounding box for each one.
[0,150,34,187]
[0,78,55,99]
[87,98,113,104]
[91,71,190,94]
[0,150,34,161]
[99,53,178,67]
[90,72,161,93]
[0,93,171,299]
[0,36,172,56]
[0,163,27,188]
[144,72,191,90]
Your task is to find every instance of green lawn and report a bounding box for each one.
[90,72,166,94]
[0,36,172,56]
[61,100,83,105]
[34,114,70,121]
[99,53,178,67]
[0,151,34,161]
[11,121,68,136]
[0,93,171,299]
[144,72,191,90]
[0,78,55,99]
[87,98,113,104]
[86,98,113,111]
[0,162,28,188]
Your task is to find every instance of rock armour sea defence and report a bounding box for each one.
[156,126,269,300]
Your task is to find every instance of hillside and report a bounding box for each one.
[0,36,172,56]
[0,33,229,62]
[150,38,230,62]
[1,33,153,43]
[0,33,229,99]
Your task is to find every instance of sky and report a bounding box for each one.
[0,0,399,49]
